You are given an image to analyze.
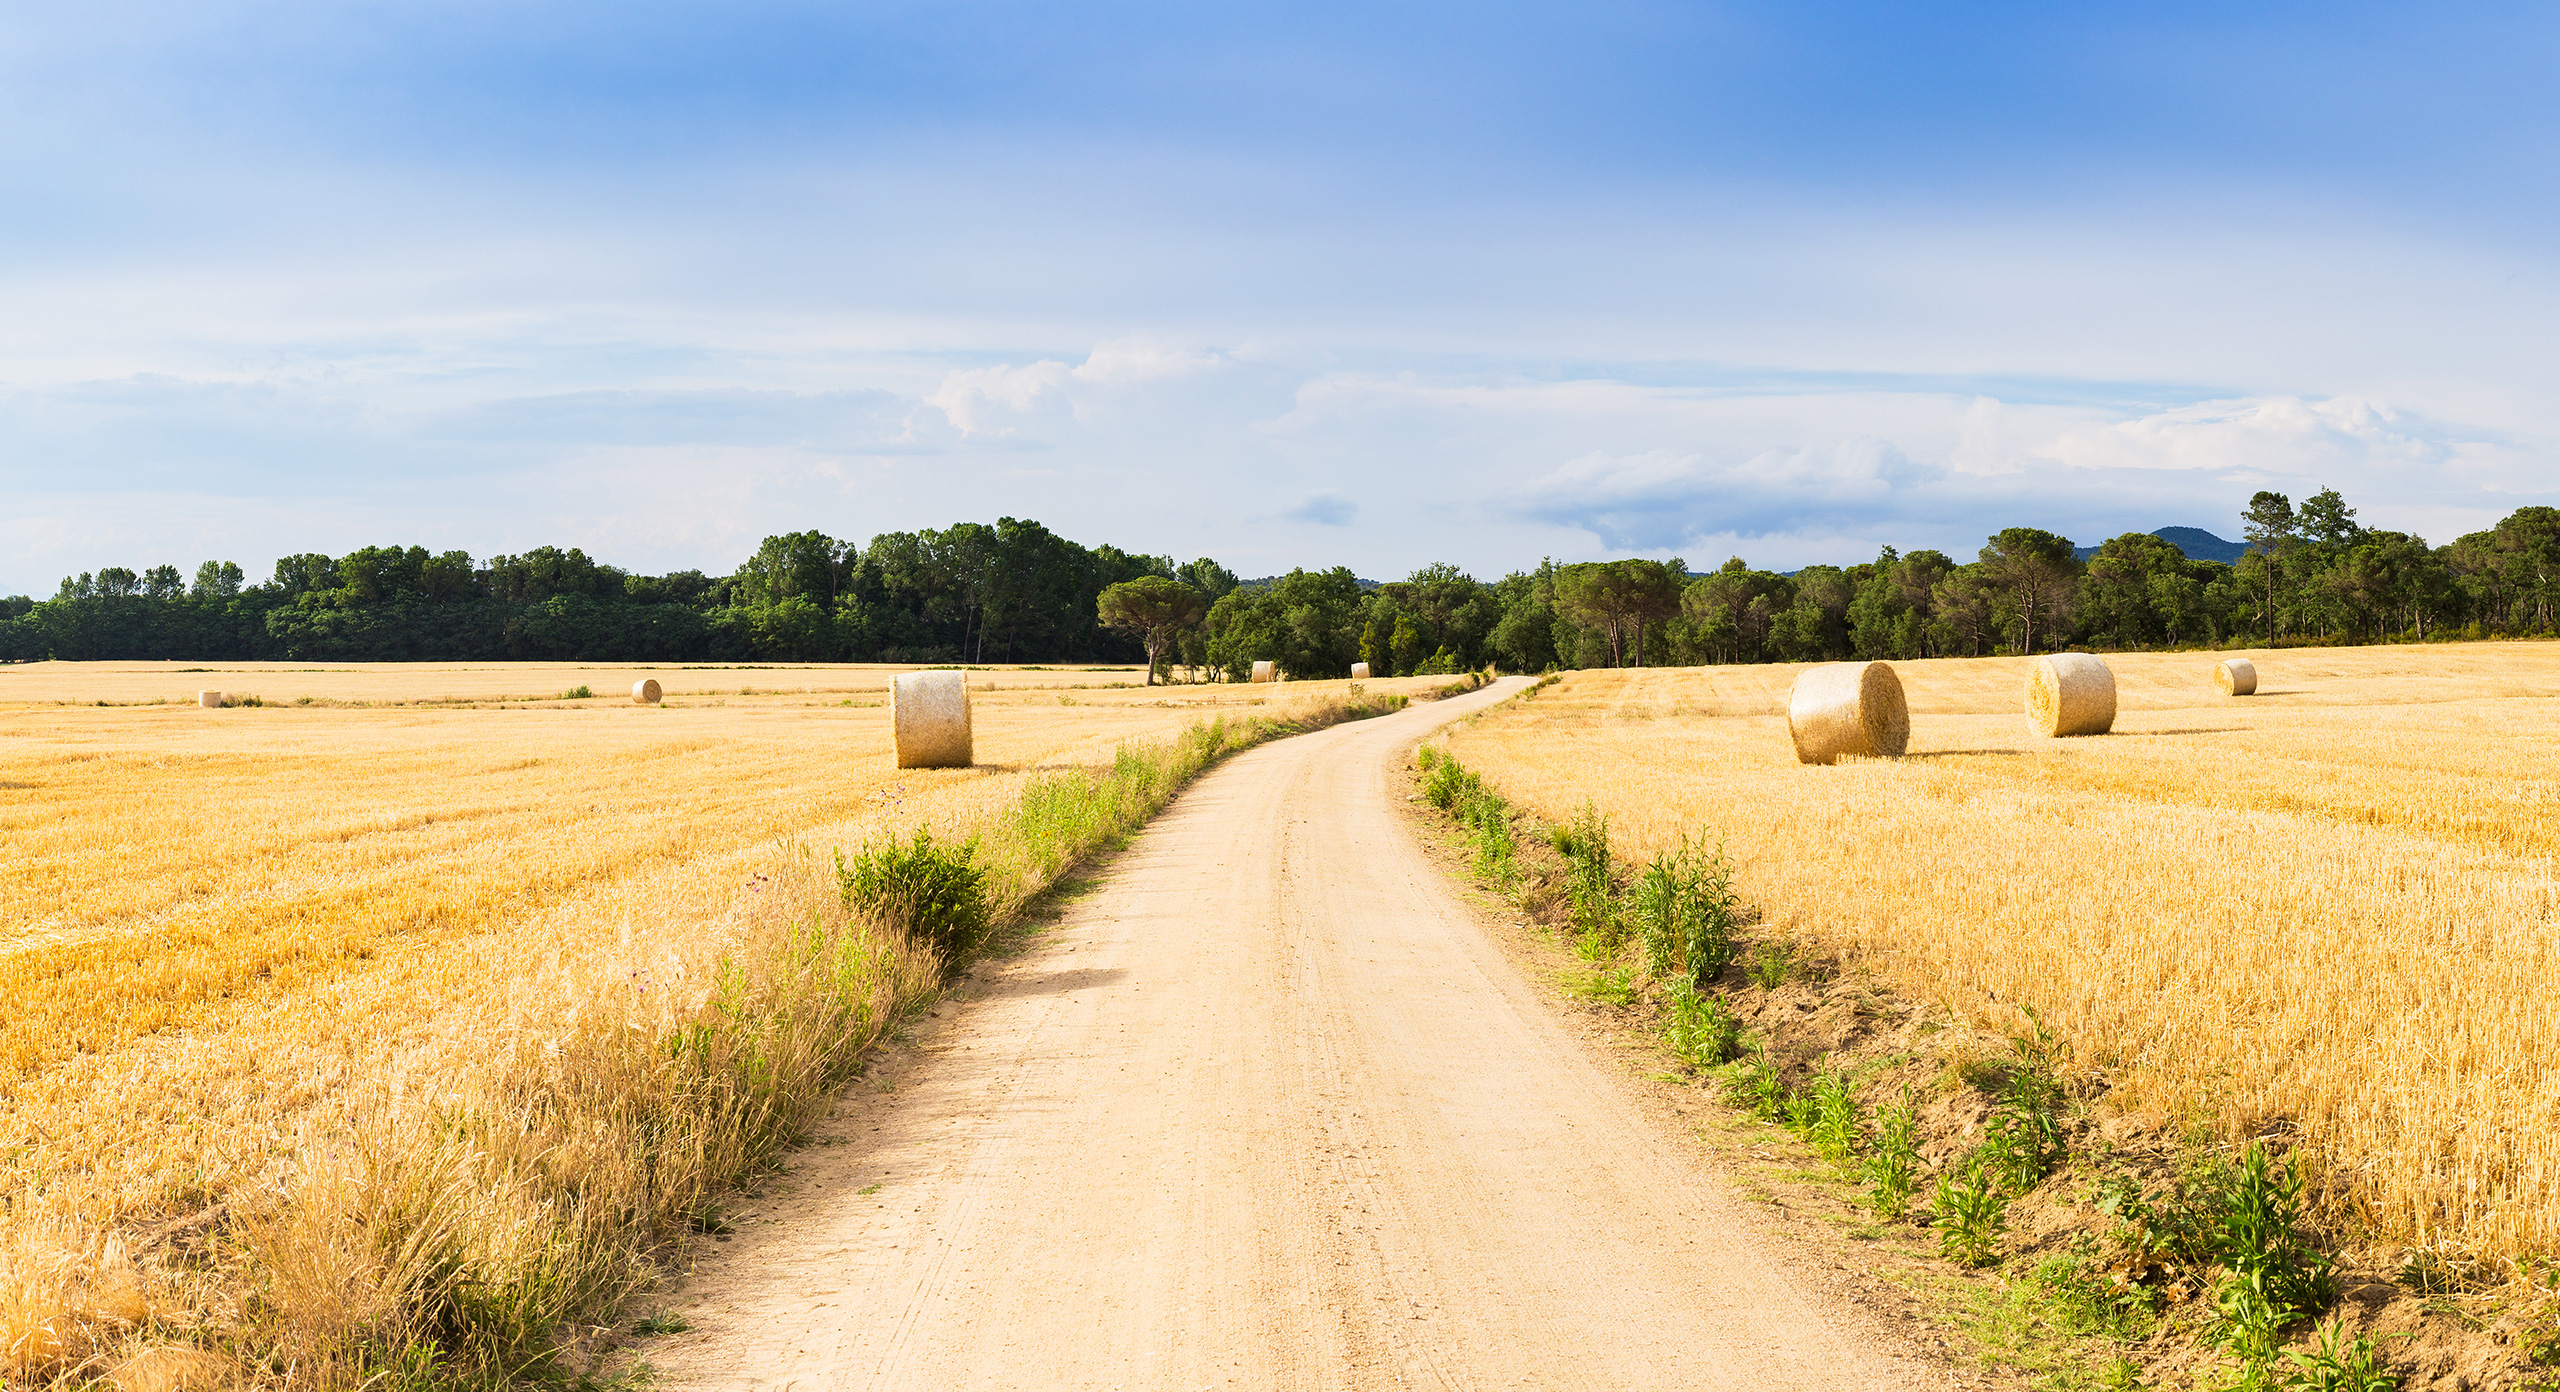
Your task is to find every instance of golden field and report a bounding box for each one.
[1441,643,2560,1267]
[0,664,1435,1382]
[0,658,1159,707]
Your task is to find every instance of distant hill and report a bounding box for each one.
[2071,527,2249,564]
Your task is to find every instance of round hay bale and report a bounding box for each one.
[197,690,223,709]
[632,678,662,705]
[892,671,974,768]
[1251,660,1277,684]
[2215,658,2257,697]
[1786,662,1910,765]
[1349,662,1371,681]
[2025,653,2117,737]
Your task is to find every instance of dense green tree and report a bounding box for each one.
[1098,576,1208,685]
[1977,528,2078,654]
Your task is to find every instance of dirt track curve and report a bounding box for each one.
[659,678,1942,1390]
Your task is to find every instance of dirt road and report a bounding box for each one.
[659,679,1940,1389]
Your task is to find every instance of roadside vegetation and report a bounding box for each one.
[0,683,1412,1388]
[1420,653,2560,1390]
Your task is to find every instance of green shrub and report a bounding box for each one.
[1661,982,1741,1070]
[834,829,990,956]
[561,685,594,700]
[1627,835,1740,986]
[1934,1154,2007,1266]
[1809,1066,1862,1166]
[2204,1143,2337,1374]
[1862,1086,1922,1219]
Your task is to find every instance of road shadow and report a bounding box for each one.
[1004,966,1130,996]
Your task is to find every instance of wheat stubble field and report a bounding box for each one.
[0,661,1432,1383]
[1441,642,2560,1270]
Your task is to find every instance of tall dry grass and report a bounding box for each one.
[1442,644,2560,1270]
[0,675,1406,1386]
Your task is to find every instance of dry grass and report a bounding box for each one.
[0,665,1435,1384]
[1442,642,2560,1269]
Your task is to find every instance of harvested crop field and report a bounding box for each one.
[1438,643,2560,1268]
[0,664,1441,1381]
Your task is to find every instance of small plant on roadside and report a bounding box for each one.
[835,828,991,956]
[1982,1098,2065,1197]
[2030,1237,2160,1341]
[2272,1319,2398,1392]
[1809,1066,1863,1166]
[1747,940,1791,990]
[1415,745,1440,772]
[1934,1153,2008,1267]
[1726,1041,1789,1123]
[1627,834,1741,987]
[1563,962,1638,1005]
[1862,1085,1922,1219]
[2205,1143,2338,1380]
[632,1312,691,1336]
[1562,802,1623,953]
[1661,981,1741,1071]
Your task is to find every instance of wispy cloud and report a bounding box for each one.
[1284,491,1357,526]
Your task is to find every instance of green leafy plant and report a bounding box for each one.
[2273,1320,2398,1392]
[1809,1066,1863,1166]
[2029,1238,2160,1341]
[1562,801,1621,953]
[834,828,991,956]
[1627,834,1741,986]
[1861,1086,1922,1219]
[1746,940,1791,990]
[1661,982,1741,1071]
[561,684,594,699]
[1934,1154,2008,1267]
[2205,1143,2337,1377]
[1726,1041,1789,1123]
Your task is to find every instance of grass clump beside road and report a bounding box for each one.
[1,688,1409,1391]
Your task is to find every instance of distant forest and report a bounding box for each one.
[6,490,2557,678]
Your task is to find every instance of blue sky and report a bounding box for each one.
[5,1,2556,592]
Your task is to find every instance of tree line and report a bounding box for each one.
[8,489,2558,673]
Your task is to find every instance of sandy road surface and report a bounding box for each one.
[659,679,1939,1390]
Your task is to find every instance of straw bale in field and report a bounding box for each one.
[1786,662,1910,764]
[197,691,222,709]
[2025,653,2117,736]
[892,671,974,768]
[632,678,662,705]
[1350,662,1370,681]
[2216,658,2257,696]
[1252,661,1277,683]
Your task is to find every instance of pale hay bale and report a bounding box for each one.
[1786,661,1909,765]
[632,678,662,705]
[892,671,973,768]
[2025,652,2117,737]
[1350,662,1371,680]
[196,691,222,709]
[2216,658,2257,696]
[1251,661,1277,684]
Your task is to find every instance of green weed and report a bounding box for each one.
[1809,1066,1863,1166]
[1746,940,1791,990]
[1661,982,1742,1071]
[834,828,991,957]
[1861,1086,1922,1219]
[1934,1154,2007,1267]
